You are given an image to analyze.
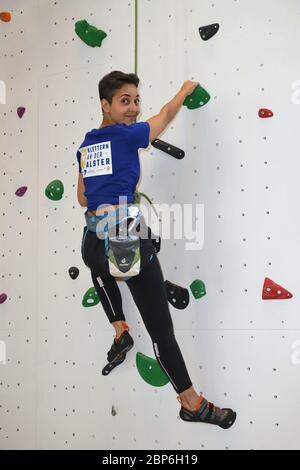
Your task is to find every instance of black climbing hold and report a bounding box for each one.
[199,23,220,41]
[69,267,79,280]
[165,281,190,310]
[151,139,185,160]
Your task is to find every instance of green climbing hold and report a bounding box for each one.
[45,180,64,201]
[136,352,169,387]
[82,287,100,307]
[183,85,210,110]
[75,20,107,47]
[190,279,206,299]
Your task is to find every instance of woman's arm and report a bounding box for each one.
[147,80,199,142]
[77,173,88,207]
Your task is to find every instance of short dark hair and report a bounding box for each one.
[98,71,140,104]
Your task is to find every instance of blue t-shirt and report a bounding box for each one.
[76,122,150,211]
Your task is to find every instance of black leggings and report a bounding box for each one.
[83,229,193,394]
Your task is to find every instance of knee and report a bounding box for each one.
[91,272,113,288]
[152,326,176,347]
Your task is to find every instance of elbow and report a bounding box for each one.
[78,199,87,208]
[77,187,87,207]
[77,194,88,208]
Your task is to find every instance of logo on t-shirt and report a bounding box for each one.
[80,141,113,178]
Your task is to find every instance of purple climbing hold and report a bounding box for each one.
[0,293,7,304]
[17,107,26,118]
[15,186,27,197]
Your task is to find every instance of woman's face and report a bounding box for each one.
[101,84,141,125]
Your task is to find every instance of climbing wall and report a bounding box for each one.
[137,0,300,450]
[1,0,300,451]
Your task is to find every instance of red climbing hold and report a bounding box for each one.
[0,293,7,304]
[0,12,11,22]
[15,186,27,197]
[17,107,26,118]
[262,277,293,300]
[258,108,273,118]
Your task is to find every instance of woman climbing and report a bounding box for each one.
[77,71,236,429]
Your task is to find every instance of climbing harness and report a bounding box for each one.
[84,204,152,279]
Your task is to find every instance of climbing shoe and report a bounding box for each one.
[177,395,236,429]
[102,323,134,376]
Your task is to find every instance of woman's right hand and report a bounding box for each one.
[180,80,200,98]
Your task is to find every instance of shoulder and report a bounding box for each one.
[121,122,150,140]
[123,122,150,131]
[122,122,150,149]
